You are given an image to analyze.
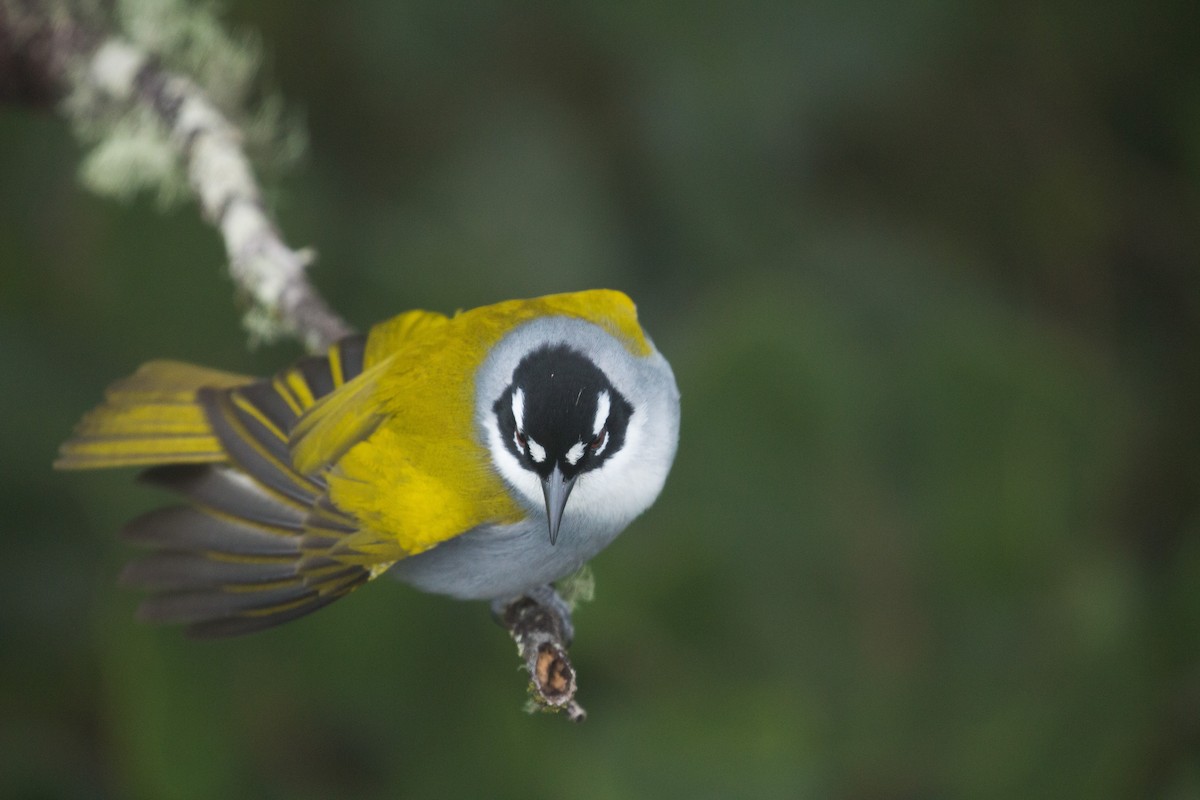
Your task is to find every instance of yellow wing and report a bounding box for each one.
[289,309,450,475]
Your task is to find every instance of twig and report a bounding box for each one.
[497,586,586,720]
[2,2,586,716]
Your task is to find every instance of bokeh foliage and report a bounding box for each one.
[2,1,1198,798]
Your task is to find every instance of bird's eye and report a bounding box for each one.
[589,428,607,451]
[514,431,527,450]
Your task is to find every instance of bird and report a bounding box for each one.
[56,289,680,638]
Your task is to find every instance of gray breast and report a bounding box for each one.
[386,514,624,601]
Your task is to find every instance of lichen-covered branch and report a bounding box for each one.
[2,0,589,718]
[0,0,351,352]
[85,37,352,351]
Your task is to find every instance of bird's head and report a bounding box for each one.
[491,344,633,544]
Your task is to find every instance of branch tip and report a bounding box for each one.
[498,587,586,720]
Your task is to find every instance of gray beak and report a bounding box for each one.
[541,465,577,545]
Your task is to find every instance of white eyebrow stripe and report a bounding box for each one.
[527,437,547,463]
[565,441,586,465]
[592,390,610,436]
[511,388,525,432]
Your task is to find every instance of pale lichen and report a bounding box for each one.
[58,0,304,208]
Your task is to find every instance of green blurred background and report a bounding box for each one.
[2,1,1199,798]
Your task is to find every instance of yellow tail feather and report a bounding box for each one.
[56,360,254,470]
